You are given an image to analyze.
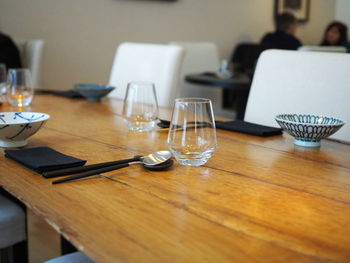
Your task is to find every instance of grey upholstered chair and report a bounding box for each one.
[0,193,27,263]
[43,252,94,263]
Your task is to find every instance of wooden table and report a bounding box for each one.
[1,95,350,263]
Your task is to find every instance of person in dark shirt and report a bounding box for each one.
[260,12,302,51]
[320,21,350,53]
[0,32,22,69]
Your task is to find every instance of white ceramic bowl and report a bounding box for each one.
[275,114,345,147]
[0,112,50,147]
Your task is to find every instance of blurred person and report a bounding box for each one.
[321,21,350,53]
[0,31,22,69]
[260,12,302,51]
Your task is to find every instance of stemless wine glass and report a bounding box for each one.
[122,82,159,132]
[167,98,217,166]
[6,69,34,107]
[0,64,6,101]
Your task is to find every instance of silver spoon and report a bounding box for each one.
[52,151,172,184]
[141,150,172,166]
[43,151,172,178]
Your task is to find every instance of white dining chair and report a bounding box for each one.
[169,41,226,116]
[244,49,350,142]
[16,39,45,89]
[108,42,184,107]
[43,252,94,263]
[0,193,27,262]
[298,45,347,53]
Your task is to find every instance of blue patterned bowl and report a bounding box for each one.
[0,112,50,148]
[75,84,115,102]
[275,114,345,147]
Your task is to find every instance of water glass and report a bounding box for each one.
[122,82,159,132]
[167,98,217,166]
[0,64,6,101]
[6,69,34,107]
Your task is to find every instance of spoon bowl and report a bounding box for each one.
[140,151,172,166]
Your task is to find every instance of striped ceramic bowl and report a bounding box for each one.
[275,114,345,147]
[0,112,50,148]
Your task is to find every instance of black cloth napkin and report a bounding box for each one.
[5,147,87,174]
[215,120,282,137]
[158,119,282,137]
[35,89,83,98]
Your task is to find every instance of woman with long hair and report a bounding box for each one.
[321,21,350,52]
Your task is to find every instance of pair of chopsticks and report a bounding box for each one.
[45,156,142,184]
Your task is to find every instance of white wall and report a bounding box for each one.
[336,0,350,27]
[297,0,337,44]
[0,0,336,90]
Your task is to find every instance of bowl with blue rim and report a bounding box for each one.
[74,84,115,102]
[275,114,345,147]
[0,112,50,148]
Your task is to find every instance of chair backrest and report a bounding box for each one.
[15,39,45,88]
[169,42,223,110]
[244,49,350,142]
[230,43,262,78]
[108,42,184,107]
[298,45,347,53]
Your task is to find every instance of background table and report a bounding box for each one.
[1,95,350,263]
[185,72,251,120]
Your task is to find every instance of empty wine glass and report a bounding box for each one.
[167,98,217,166]
[0,64,6,101]
[122,82,159,132]
[6,69,34,107]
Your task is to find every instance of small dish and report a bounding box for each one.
[275,114,345,147]
[0,112,50,147]
[74,84,115,102]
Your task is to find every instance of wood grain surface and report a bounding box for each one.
[1,95,350,263]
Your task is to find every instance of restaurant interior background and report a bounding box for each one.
[0,0,349,92]
[1,1,350,263]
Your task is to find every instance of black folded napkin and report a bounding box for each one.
[215,120,282,137]
[35,89,83,98]
[5,147,87,174]
[158,119,282,137]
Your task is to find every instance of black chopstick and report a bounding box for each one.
[43,156,141,178]
[52,162,131,184]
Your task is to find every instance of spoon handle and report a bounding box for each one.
[43,156,141,178]
[52,162,131,184]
